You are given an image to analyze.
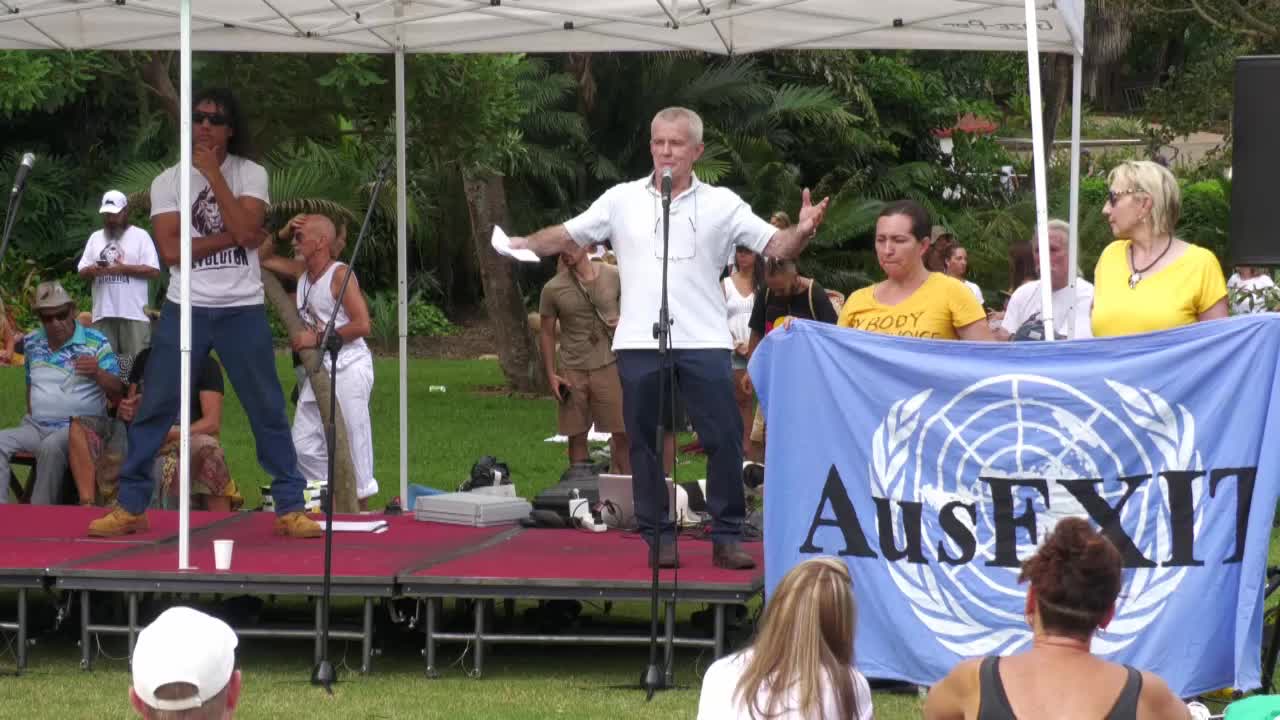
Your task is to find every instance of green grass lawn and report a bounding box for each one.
[0,356,1271,718]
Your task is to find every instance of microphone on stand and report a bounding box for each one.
[10,153,34,198]
[660,167,672,204]
[2,152,36,269]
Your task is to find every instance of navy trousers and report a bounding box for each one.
[615,349,744,545]
[117,301,305,514]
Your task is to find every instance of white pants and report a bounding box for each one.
[293,352,378,500]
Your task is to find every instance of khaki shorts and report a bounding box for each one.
[559,364,625,436]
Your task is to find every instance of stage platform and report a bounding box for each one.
[0,505,763,677]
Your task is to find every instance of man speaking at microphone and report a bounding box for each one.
[510,107,829,570]
[89,88,319,539]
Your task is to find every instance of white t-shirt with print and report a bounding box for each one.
[563,175,776,351]
[1001,278,1095,339]
[77,225,159,322]
[696,649,874,720]
[151,154,269,307]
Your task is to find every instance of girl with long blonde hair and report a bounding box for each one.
[697,556,873,719]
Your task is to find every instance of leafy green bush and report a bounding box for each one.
[368,291,455,344]
[409,300,454,337]
[1178,179,1230,263]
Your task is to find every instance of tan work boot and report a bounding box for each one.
[88,506,149,537]
[274,511,322,538]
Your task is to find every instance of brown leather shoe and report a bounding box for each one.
[648,542,679,569]
[273,511,322,538]
[88,506,149,537]
[712,542,755,570]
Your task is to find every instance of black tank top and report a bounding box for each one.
[977,656,1143,720]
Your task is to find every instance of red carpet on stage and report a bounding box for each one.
[0,506,763,593]
[0,506,764,676]
[408,528,764,588]
[0,505,237,576]
[61,513,513,581]
[0,504,234,542]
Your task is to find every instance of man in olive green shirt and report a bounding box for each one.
[539,244,630,473]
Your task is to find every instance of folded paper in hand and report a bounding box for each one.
[491,226,541,263]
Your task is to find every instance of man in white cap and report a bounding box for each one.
[78,189,160,371]
[130,607,242,719]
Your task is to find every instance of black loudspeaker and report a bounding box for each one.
[1230,56,1280,266]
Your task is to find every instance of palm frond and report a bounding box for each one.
[767,84,855,128]
[112,160,171,207]
[676,58,771,111]
[692,143,734,185]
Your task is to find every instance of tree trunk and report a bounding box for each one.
[1040,54,1074,161]
[461,171,548,393]
[141,52,180,122]
[260,271,360,513]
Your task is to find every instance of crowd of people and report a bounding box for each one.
[515,103,1264,578]
[0,91,1266,716]
[512,106,1257,716]
[0,88,378,542]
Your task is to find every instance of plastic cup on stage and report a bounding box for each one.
[213,539,234,570]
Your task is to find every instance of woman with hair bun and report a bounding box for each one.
[697,556,873,720]
[924,518,1190,720]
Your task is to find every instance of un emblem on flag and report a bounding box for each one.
[869,375,1203,657]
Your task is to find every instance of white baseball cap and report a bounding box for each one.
[131,607,238,711]
[99,190,128,214]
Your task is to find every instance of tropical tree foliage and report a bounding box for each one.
[0,33,1248,389]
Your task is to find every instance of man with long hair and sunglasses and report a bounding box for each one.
[89,88,320,538]
[510,106,830,570]
[0,281,124,504]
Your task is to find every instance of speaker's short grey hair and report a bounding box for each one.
[652,107,704,145]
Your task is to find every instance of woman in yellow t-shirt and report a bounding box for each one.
[1092,160,1227,337]
[838,200,991,340]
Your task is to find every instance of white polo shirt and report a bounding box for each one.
[563,175,776,351]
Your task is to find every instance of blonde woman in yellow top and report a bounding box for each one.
[838,200,992,340]
[1092,160,1227,336]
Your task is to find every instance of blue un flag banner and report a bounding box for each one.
[749,315,1280,696]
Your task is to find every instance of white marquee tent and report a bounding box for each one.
[0,0,1086,567]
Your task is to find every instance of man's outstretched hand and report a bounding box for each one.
[795,188,830,239]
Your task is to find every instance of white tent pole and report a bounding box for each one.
[1023,0,1056,342]
[1067,50,1083,339]
[177,0,193,570]
[396,29,409,508]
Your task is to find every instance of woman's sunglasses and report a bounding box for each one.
[192,111,229,127]
[1107,188,1140,206]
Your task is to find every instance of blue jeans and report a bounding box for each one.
[616,349,744,545]
[116,302,305,515]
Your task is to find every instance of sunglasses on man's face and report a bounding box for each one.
[38,308,72,324]
[192,111,229,127]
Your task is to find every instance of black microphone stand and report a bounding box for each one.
[642,171,678,699]
[311,156,394,692]
[0,172,30,270]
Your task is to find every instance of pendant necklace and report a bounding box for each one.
[1128,239,1172,289]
